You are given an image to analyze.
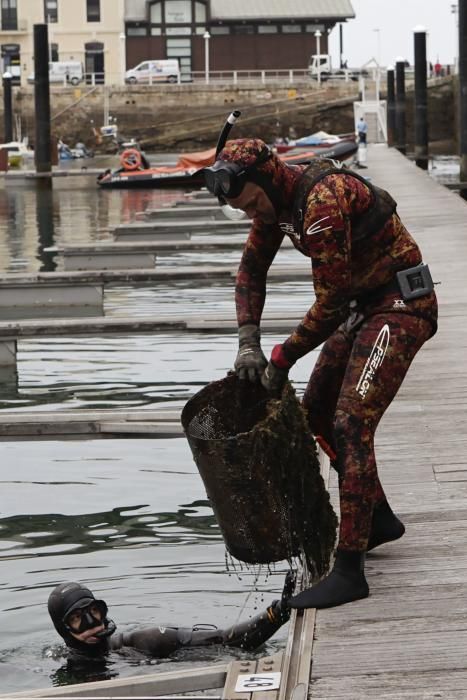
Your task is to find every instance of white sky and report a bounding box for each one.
[328,0,458,68]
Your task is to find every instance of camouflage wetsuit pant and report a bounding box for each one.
[303,311,435,551]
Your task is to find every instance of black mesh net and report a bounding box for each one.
[181,374,337,579]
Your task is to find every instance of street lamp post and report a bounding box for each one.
[373,27,381,65]
[203,31,210,85]
[452,3,459,73]
[119,32,126,86]
[314,30,322,85]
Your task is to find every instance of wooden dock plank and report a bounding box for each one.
[308,145,467,698]
[0,262,311,286]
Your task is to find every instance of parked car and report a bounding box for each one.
[27,61,84,86]
[125,59,180,84]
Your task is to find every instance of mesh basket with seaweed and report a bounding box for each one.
[181,374,337,579]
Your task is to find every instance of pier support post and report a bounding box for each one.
[386,66,396,147]
[460,0,467,199]
[0,340,17,384]
[413,26,429,170]
[36,180,56,271]
[395,58,407,155]
[33,24,52,174]
[2,72,13,143]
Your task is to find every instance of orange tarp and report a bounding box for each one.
[177,147,216,169]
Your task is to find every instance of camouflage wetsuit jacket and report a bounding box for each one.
[236,168,438,551]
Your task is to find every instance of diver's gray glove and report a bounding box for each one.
[234,324,267,382]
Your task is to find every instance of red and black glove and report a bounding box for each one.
[261,344,294,395]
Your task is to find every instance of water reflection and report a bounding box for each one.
[35,180,56,272]
[50,655,119,687]
[0,500,217,560]
[0,438,289,694]
[0,172,195,274]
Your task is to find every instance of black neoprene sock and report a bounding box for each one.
[289,550,369,610]
[367,500,405,552]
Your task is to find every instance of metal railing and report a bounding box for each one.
[190,68,311,85]
[18,66,428,89]
[19,68,322,88]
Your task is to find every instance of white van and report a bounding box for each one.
[125,59,180,84]
[27,61,84,85]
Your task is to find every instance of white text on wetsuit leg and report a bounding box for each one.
[355,324,390,399]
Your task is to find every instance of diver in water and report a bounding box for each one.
[48,574,295,660]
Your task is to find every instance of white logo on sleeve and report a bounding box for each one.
[306,216,332,236]
[279,222,299,239]
[355,324,390,398]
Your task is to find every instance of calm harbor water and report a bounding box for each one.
[0,153,459,693]
[0,161,309,693]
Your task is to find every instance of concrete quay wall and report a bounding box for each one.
[1,77,457,153]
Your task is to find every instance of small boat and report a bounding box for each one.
[97,138,358,190]
[0,139,35,167]
[282,139,358,166]
[274,130,356,154]
[97,147,215,189]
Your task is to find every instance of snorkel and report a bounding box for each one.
[215,110,242,158]
[212,110,247,220]
[202,112,285,220]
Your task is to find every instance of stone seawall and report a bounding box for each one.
[2,77,457,153]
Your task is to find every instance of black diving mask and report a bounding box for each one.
[203,148,272,201]
[63,599,110,636]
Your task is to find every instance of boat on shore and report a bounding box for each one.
[97,138,358,190]
[282,139,358,166]
[274,130,356,154]
[97,147,214,189]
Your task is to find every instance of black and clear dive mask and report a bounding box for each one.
[202,148,272,220]
[203,160,249,200]
[203,147,272,199]
[63,599,111,636]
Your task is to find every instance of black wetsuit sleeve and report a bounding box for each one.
[112,601,288,658]
[187,601,288,652]
[120,627,182,657]
[219,601,287,651]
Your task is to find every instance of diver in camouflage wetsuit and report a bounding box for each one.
[201,138,438,610]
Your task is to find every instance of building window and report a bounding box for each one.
[127,25,148,36]
[258,25,278,33]
[85,40,104,83]
[150,1,162,23]
[87,0,100,22]
[2,0,18,30]
[233,24,255,34]
[44,0,57,22]
[194,1,206,22]
[150,1,207,37]
[210,25,229,35]
[50,42,59,61]
[165,0,191,24]
[281,24,302,33]
[305,24,325,33]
